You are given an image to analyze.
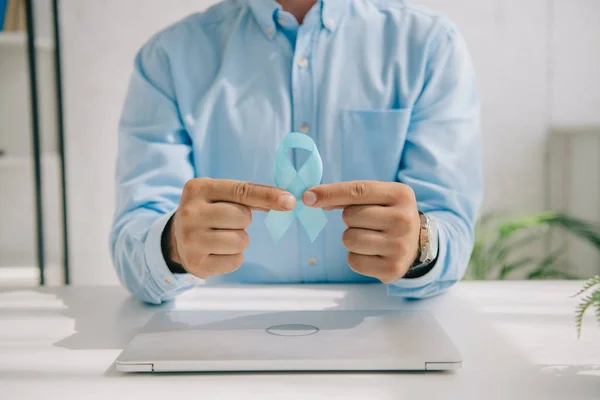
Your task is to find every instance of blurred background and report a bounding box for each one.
[0,0,599,288]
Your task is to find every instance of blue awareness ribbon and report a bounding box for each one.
[265,132,327,243]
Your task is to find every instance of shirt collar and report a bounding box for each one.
[321,0,346,32]
[248,0,347,39]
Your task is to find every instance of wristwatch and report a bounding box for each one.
[405,212,439,279]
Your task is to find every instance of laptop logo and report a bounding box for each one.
[266,324,320,337]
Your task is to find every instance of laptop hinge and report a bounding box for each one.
[118,363,154,372]
[425,362,462,371]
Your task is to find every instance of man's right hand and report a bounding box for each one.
[167,178,296,279]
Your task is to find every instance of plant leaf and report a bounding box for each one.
[525,247,566,280]
[467,241,490,280]
[498,257,534,279]
[467,211,600,282]
[572,275,600,298]
[483,229,547,279]
[575,290,600,338]
[498,212,559,238]
[528,268,573,280]
[553,270,579,280]
[548,214,600,251]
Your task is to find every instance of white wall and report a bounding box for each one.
[550,0,600,126]
[33,0,52,39]
[60,0,600,285]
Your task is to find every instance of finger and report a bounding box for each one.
[304,181,410,208]
[188,253,244,279]
[347,253,402,284]
[347,252,387,280]
[342,205,390,230]
[342,228,390,256]
[204,202,252,229]
[200,229,249,255]
[202,179,297,211]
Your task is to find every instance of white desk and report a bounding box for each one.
[1,282,598,400]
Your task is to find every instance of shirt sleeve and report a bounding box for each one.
[109,35,199,304]
[388,25,483,299]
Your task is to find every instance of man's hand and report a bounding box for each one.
[169,179,296,279]
[303,181,421,283]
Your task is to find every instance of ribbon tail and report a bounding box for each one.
[265,210,296,244]
[296,205,328,243]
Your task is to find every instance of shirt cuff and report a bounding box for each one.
[387,219,447,294]
[144,211,198,300]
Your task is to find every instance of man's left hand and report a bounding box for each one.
[303,181,421,283]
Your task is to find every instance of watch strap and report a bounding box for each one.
[404,259,436,279]
[403,212,437,279]
[161,214,187,274]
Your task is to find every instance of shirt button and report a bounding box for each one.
[299,123,309,133]
[325,19,335,29]
[297,57,309,68]
[308,257,318,267]
[164,277,173,285]
[278,17,286,26]
[266,27,274,36]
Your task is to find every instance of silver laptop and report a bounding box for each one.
[116,310,461,372]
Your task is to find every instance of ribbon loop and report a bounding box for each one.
[265,132,327,243]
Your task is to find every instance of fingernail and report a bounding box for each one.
[303,190,317,206]
[279,193,296,210]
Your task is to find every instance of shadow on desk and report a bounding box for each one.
[0,283,442,351]
[51,284,407,350]
[52,287,166,350]
[0,283,516,354]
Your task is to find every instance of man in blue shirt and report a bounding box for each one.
[110,0,482,304]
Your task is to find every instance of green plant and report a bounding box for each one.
[466,211,600,280]
[467,211,600,336]
[573,275,600,338]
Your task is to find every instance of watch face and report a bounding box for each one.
[428,218,439,260]
[420,217,439,264]
[430,219,438,248]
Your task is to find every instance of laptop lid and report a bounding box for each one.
[116,310,461,372]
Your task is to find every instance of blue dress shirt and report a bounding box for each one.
[110,0,483,304]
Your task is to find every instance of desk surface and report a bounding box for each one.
[1,282,598,400]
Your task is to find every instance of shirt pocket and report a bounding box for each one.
[340,108,412,182]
